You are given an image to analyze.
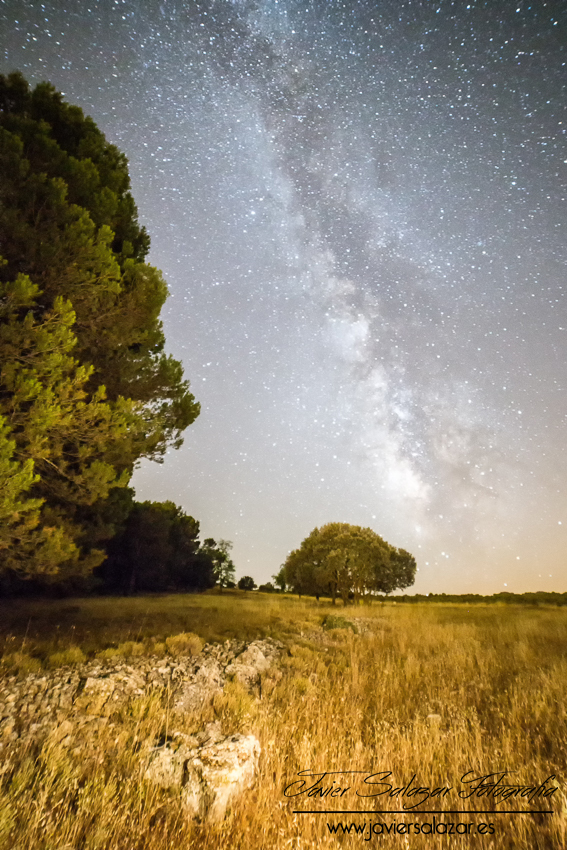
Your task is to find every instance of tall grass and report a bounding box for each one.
[0,591,320,669]
[0,599,566,848]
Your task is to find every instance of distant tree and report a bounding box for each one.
[258,582,276,593]
[382,548,417,595]
[99,500,214,594]
[282,544,322,599]
[238,576,256,593]
[282,523,416,605]
[200,538,236,591]
[273,567,287,592]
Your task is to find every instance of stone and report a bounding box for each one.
[0,637,284,747]
[144,738,195,789]
[194,721,223,746]
[50,719,74,743]
[183,732,260,822]
[1,718,16,739]
[74,677,115,715]
[225,644,271,687]
[174,660,223,711]
[145,725,260,823]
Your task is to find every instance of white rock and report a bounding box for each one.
[144,740,194,789]
[225,645,270,687]
[174,660,223,711]
[145,727,260,822]
[183,733,260,822]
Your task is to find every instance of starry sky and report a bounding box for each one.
[1,0,566,593]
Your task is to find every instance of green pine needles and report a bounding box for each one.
[0,73,200,581]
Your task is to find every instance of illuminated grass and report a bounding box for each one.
[0,599,565,848]
[0,591,320,668]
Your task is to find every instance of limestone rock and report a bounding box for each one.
[183,732,260,822]
[74,677,115,715]
[145,724,260,822]
[0,638,284,749]
[225,645,270,687]
[174,659,224,711]
[144,735,196,789]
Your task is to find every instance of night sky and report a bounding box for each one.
[2,0,566,593]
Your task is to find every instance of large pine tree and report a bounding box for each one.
[0,72,200,580]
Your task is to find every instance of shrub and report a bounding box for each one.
[165,632,202,657]
[96,641,146,660]
[47,647,87,667]
[212,678,256,728]
[0,651,42,676]
[322,614,358,633]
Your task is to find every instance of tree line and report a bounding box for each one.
[395,592,567,606]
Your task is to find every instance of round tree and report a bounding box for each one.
[238,575,257,593]
[283,523,416,604]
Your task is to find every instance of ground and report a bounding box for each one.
[0,593,565,848]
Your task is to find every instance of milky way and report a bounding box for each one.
[2,0,566,592]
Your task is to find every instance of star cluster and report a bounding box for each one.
[2,0,566,591]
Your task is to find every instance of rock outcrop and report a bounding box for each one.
[145,721,261,822]
[0,637,284,747]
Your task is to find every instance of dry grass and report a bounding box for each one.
[0,598,566,848]
[0,591,320,670]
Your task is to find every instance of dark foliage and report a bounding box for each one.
[396,591,567,606]
[0,73,199,582]
[98,499,216,594]
[238,576,257,592]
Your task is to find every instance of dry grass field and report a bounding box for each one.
[0,594,566,849]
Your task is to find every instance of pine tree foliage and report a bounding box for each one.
[99,500,217,594]
[0,267,137,576]
[0,73,200,579]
